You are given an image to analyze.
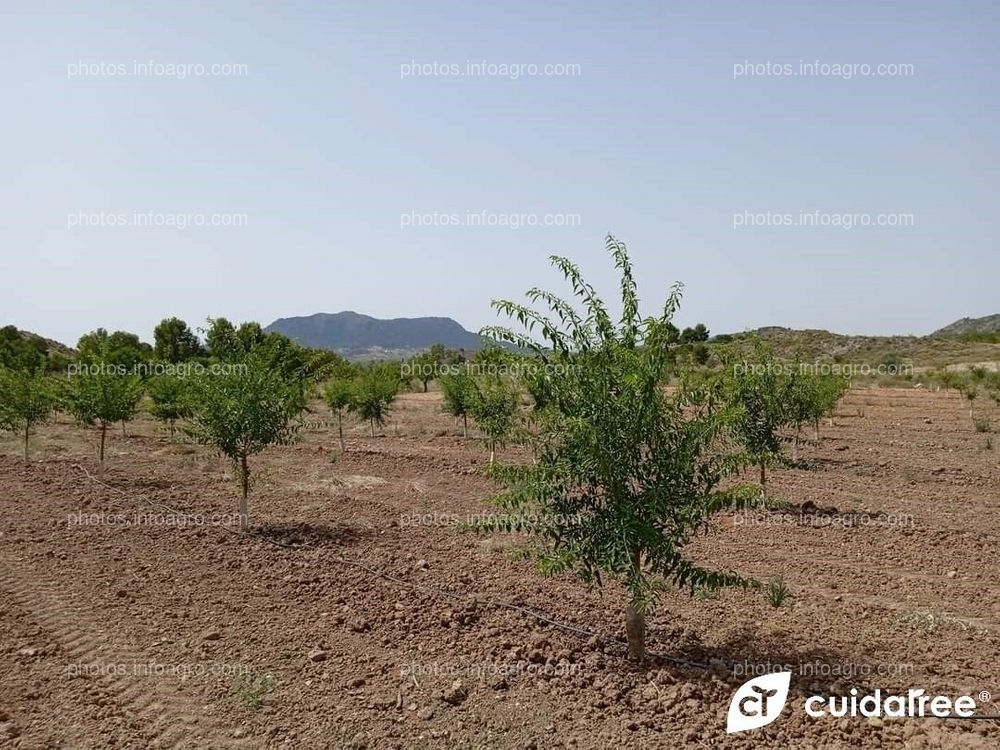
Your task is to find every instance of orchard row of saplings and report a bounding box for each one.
[0,329,846,507]
[2,236,998,661]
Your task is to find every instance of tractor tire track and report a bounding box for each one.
[0,551,257,749]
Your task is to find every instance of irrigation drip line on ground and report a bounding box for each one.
[72,463,711,672]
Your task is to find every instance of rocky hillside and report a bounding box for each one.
[932,314,1000,337]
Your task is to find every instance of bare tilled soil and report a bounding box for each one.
[1,388,999,749]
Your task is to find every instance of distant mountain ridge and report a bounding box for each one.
[8,312,997,366]
[932,314,1000,337]
[264,311,489,359]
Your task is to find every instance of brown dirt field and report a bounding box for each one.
[1,387,998,748]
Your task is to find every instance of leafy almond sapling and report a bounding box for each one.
[439,370,475,438]
[521,358,556,411]
[147,374,193,438]
[723,342,791,496]
[988,373,1000,418]
[409,351,438,393]
[784,367,844,461]
[0,366,58,460]
[482,235,758,663]
[961,382,978,422]
[783,368,813,463]
[187,352,304,529]
[64,369,143,477]
[812,372,849,439]
[348,366,399,437]
[324,378,354,452]
[468,376,519,465]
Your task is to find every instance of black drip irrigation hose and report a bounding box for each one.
[72,463,713,672]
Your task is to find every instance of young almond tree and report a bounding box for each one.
[935,369,962,395]
[324,377,354,452]
[187,352,303,529]
[521,359,556,411]
[722,342,792,496]
[988,373,1000,411]
[468,376,519,465]
[64,368,143,477]
[408,351,439,393]
[482,235,757,663]
[147,374,193,438]
[439,370,475,438]
[811,372,849,440]
[782,366,816,463]
[960,381,979,422]
[349,367,399,437]
[0,366,58,460]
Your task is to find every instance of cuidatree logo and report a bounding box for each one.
[727,672,984,733]
[727,672,792,733]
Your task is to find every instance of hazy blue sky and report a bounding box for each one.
[2,0,997,345]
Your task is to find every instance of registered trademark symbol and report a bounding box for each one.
[979,691,991,703]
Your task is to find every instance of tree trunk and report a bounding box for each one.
[759,461,767,497]
[370,418,375,438]
[462,414,468,439]
[625,548,646,663]
[99,422,107,479]
[337,411,345,452]
[422,379,428,393]
[813,418,820,441]
[488,442,496,465]
[121,419,126,437]
[625,601,646,663]
[24,421,30,461]
[238,453,249,530]
[792,431,799,462]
